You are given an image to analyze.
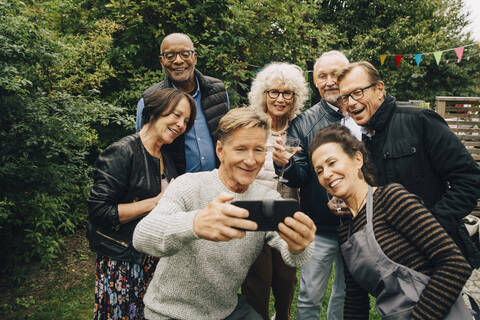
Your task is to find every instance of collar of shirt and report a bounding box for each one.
[361,126,375,138]
[326,102,341,114]
[171,76,200,98]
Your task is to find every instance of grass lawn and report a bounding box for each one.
[0,230,381,319]
[268,268,381,320]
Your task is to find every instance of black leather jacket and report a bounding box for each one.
[364,95,480,267]
[87,133,178,262]
[276,100,343,234]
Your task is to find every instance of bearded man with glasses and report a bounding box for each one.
[136,33,229,174]
[337,61,480,269]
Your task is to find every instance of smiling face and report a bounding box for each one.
[265,83,294,120]
[160,34,197,86]
[338,66,385,126]
[314,55,348,106]
[150,97,191,145]
[312,142,364,201]
[217,127,267,193]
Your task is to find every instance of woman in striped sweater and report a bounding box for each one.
[309,123,472,320]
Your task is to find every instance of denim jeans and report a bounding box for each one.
[296,234,345,320]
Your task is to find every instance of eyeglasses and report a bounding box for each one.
[338,83,377,105]
[265,90,295,100]
[160,50,195,62]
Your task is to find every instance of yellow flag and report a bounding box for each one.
[380,54,387,66]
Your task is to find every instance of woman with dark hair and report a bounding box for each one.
[309,123,472,320]
[87,87,196,319]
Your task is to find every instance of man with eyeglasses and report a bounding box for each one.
[336,61,480,269]
[272,50,354,320]
[136,33,229,174]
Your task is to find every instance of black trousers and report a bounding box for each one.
[241,244,297,320]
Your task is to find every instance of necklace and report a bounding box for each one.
[271,123,289,137]
[351,188,369,217]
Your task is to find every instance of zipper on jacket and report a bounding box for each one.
[96,230,128,247]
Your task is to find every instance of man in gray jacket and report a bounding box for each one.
[273,51,353,320]
[133,108,316,320]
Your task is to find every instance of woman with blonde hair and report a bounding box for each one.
[242,62,308,320]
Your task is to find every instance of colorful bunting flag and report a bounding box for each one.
[376,41,477,69]
[380,54,387,66]
[433,51,443,65]
[395,55,402,68]
[414,54,423,66]
[455,46,464,62]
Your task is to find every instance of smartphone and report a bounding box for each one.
[231,199,299,231]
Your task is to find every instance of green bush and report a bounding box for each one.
[0,0,125,272]
[1,0,479,275]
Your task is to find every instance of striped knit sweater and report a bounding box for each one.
[339,183,472,320]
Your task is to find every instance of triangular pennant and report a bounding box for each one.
[414,54,423,66]
[395,55,402,68]
[455,46,464,62]
[433,51,443,65]
[380,54,387,66]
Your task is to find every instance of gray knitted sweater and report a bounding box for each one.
[133,169,313,320]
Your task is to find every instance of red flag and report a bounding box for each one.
[395,55,403,68]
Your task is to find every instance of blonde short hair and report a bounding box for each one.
[217,107,269,142]
[248,62,308,121]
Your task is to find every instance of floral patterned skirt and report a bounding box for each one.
[94,255,159,320]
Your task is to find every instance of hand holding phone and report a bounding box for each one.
[193,192,258,242]
[231,199,299,231]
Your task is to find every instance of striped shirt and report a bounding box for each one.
[339,183,472,320]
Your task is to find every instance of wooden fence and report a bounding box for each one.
[435,96,480,216]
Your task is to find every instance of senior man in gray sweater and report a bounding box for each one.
[133,107,316,320]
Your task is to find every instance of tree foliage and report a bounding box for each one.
[1,0,479,272]
[317,0,480,102]
[0,0,122,273]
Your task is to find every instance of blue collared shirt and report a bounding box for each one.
[178,78,216,172]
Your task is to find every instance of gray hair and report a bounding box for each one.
[248,62,308,121]
[313,50,349,75]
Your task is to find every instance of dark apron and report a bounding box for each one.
[340,186,472,319]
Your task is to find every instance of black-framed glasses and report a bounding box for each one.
[265,90,295,100]
[338,83,377,105]
[160,50,195,62]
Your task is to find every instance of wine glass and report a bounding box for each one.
[278,137,300,183]
[327,192,350,216]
